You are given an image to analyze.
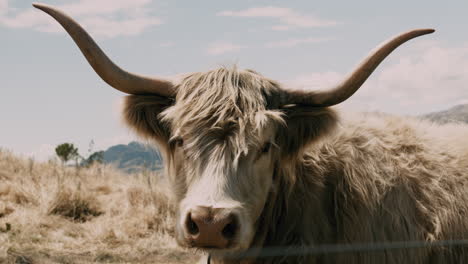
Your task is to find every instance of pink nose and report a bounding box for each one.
[185,206,238,249]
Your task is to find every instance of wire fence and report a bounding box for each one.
[207,239,468,261]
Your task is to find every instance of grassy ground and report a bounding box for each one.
[0,149,201,263]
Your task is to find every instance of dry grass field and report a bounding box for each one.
[0,149,200,263]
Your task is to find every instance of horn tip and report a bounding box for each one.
[408,28,435,38]
[421,28,435,34]
[32,3,48,10]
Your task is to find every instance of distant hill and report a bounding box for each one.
[421,104,468,124]
[102,141,163,173]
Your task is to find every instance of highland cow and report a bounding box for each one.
[34,3,468,264]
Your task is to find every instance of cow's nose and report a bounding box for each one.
[185,206,238,249]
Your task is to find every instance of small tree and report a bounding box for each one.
[55,143,79,164]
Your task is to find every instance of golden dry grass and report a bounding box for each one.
[0,149,201,264]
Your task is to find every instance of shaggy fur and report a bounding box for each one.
[257,112,468,263]
[124,67,468,263]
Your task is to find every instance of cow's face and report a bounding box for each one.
[123,68,338,252]
[162,69,284,251]
[168,116,279,251]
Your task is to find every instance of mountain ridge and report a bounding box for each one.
[421,104,468,124]
[102,141,163,173]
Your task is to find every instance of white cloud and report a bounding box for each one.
[286,40,468,115]
[217,6,337,30]
[0,0,7,15]
[0,0,163,38]
[266,37,331,48]
[207,41,246,55]
[286,71,342,91]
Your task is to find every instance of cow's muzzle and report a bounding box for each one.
[184,206,239,249]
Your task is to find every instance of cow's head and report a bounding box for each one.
[34,3,434,253]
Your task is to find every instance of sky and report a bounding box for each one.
[1,0,468,161]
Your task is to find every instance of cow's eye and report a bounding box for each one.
[176,138,184,147]
[171,138,184,148]
[261,142,271,153]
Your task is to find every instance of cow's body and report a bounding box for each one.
[233,112,468,263]
[33,3,466,264]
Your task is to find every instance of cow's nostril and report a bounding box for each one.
[186,213,199,235]
[221,215,238,239]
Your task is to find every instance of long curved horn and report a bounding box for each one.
[33,3,175,96]
[284,29,435,107]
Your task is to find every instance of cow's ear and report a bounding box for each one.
[276,107,338,159]
[123,95,173,151]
